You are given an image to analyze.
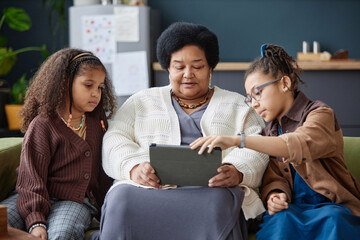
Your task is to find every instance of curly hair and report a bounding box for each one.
[20,48,117,133]
[156,22,219,70]
[245,44,305,93]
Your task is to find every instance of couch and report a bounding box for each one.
[1,137,360,239]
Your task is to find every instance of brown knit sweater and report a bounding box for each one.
[16,112,113,230]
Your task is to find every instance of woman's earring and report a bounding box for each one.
[209,73,212,87]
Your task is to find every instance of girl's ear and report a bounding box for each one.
[281,76,292,92]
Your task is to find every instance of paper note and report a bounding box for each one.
[82,15,116,63]
[112,51,149,96]
[114,6,140,42]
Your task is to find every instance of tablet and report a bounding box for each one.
[149,144,222,186]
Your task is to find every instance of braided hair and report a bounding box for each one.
[20,48,117,133]
[245,44,305,93]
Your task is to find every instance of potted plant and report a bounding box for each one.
[0,7,48,130]
[4,74,28,130]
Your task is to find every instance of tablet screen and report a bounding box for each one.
[149,144,222,186]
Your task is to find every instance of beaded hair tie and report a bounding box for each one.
[261,44,267,57]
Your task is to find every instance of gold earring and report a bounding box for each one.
[209,73,212,87]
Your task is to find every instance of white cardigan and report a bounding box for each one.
[102,85,269,219]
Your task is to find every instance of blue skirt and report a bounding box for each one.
[257,202,360,240]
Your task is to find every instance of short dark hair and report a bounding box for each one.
[156,22,219,70]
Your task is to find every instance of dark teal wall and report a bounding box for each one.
[148,0,360,62]
[0,0,71,85]
[1,0,359,82]
[149,0,360,137]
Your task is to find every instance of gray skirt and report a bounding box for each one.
[91,184,247,240]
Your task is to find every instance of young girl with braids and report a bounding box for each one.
[0,48,117,240]
[191,44,360,239]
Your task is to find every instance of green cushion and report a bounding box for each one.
[344,137,360,182]
[0,137,23,201]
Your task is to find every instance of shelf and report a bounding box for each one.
[295,60,360,70]
[152,60,360,71]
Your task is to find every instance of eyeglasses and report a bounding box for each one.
[244,77,283,106]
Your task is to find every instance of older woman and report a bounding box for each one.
[91,22,268,240]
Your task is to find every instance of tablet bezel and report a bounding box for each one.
[149,144,222,186]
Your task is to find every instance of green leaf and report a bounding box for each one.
[0,48,16,76]
[3,7,32,31]
[10,74,28,104]
[0,35,7,47]
[41,44,49,59]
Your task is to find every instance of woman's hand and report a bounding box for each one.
[30,226,47,240]
[267,192,288,215]
[130,162,161,188]
[208,164,243,187]
[190,135,240,154]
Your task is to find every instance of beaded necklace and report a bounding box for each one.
[172,89,210,109]
[61,114,85,131]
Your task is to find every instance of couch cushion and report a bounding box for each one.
[0,137,23,201]
[343,137,360,182]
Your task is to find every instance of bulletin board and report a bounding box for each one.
[70,5,152,96]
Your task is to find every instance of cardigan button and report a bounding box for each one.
[85,151,91,157]
[302,157,306,161]
[284,168,289,172]
[84,173,90,180]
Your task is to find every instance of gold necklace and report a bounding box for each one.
[172,89,210,109]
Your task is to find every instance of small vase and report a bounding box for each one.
[4,104,23,130]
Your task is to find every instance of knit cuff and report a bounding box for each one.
[241,186,266,220]
[121,158,149,180]
[25,212,47,231]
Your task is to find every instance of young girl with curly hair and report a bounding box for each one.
[1,48,117,240]
[191,44,360,239]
